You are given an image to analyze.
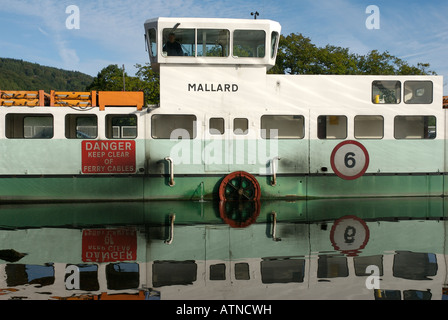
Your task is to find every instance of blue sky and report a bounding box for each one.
[0,0,447,93]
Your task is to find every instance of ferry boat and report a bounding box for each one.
[0,16,446,203]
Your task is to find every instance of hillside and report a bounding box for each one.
[0,58,93,92]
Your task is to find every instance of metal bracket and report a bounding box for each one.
[164,157,175,186]
[271,156,281,186]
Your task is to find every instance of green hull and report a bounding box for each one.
[0,173,444,202]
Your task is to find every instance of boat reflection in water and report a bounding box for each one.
[0,197,447,300]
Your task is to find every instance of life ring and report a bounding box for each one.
[219,200,261,228]
[218,171,261,202]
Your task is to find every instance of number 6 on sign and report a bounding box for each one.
[330,141,369,180]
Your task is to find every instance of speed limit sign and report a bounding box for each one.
[330,140,369,180]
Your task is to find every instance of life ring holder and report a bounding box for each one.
[218,171,261,228]
[218,171,261,202]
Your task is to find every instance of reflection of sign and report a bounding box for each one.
[82,228,137,262]
[82,140,136,174]
[330,140,369,180]
[330,215,370,256]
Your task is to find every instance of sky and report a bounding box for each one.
[0,0,447,94]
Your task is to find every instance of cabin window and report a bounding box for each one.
[372,81,401,104]
[394,116,436,139]
[151,114,197,139]
[162,28,195,57]
[354,115,384,139]
[197,29,230,57]
[261,115,304,139]
[147,28,157,58]
[5,114,53,139]
[65,115,98,139]
[152,261,197,287]
[271,31,279,59]
[233,118,248,135]
[317,115,347,139]
[106,114,137,139]
[404,81,433,104]
[233,30,266,58]
[209,117,225,135]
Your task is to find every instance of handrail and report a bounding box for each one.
[270,156,281,186]
[164,214,176,244]
[271,211,281,241]
[164,157,175,186]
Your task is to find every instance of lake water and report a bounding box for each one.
[0,197,447,300]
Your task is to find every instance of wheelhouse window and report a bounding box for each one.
[5,114,53,139]
[404,81,433,104]
[209,117,225,135]
[317,115,347,139]
[65,115,98,139]
[162,28,195,57]
[354,115,384,139]
[151,114,197,139]
[394,115,436,139]
[233,118,248,135]
[233,30,266,58]
[197,29,230,57]
[261,115,304,139]
[147,28,157,58]
[271,31,279,59]
[372,81,401,104]
[106,114,137,139]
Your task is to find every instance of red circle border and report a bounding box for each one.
[330,140,370,180]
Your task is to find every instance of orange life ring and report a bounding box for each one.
[218,171,261,202]
[219,200,261,228]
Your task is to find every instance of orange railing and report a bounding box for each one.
[0,90,143,110]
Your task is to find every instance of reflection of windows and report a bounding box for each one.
[65,264,99,291]
[394,116,436,139]
[393,251,437,280]
[233,118,248,135]
[374,289,401,300]
[151,114,197,139]
[233,30,266,58]
[403,290,432,300]
[261,258,305,283]
[317,255,348,278]
[317,115,347,139]
[372,81,401,104]
[210,263,226,280]
[5,263,55,287]
[404,81,433,104]
[261,115,304,139]
[354,116,384,139]
[152,261,197,287]
[235,263,250,280]
[65,115,98,139]
[106,262,139,290]
[106,114,137,139]
[197,29,230,57]
[354,255,383,276]
[209,117,225,135]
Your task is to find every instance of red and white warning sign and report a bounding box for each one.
[82,228,137,263]
[330,140,369,180]
[330,215,370,256]
[82,140,136,174]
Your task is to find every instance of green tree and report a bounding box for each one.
[269,33,435,76]
[86,63,159,106]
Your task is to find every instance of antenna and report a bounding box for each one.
[122,64,126,91]
[251,11,259,19]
